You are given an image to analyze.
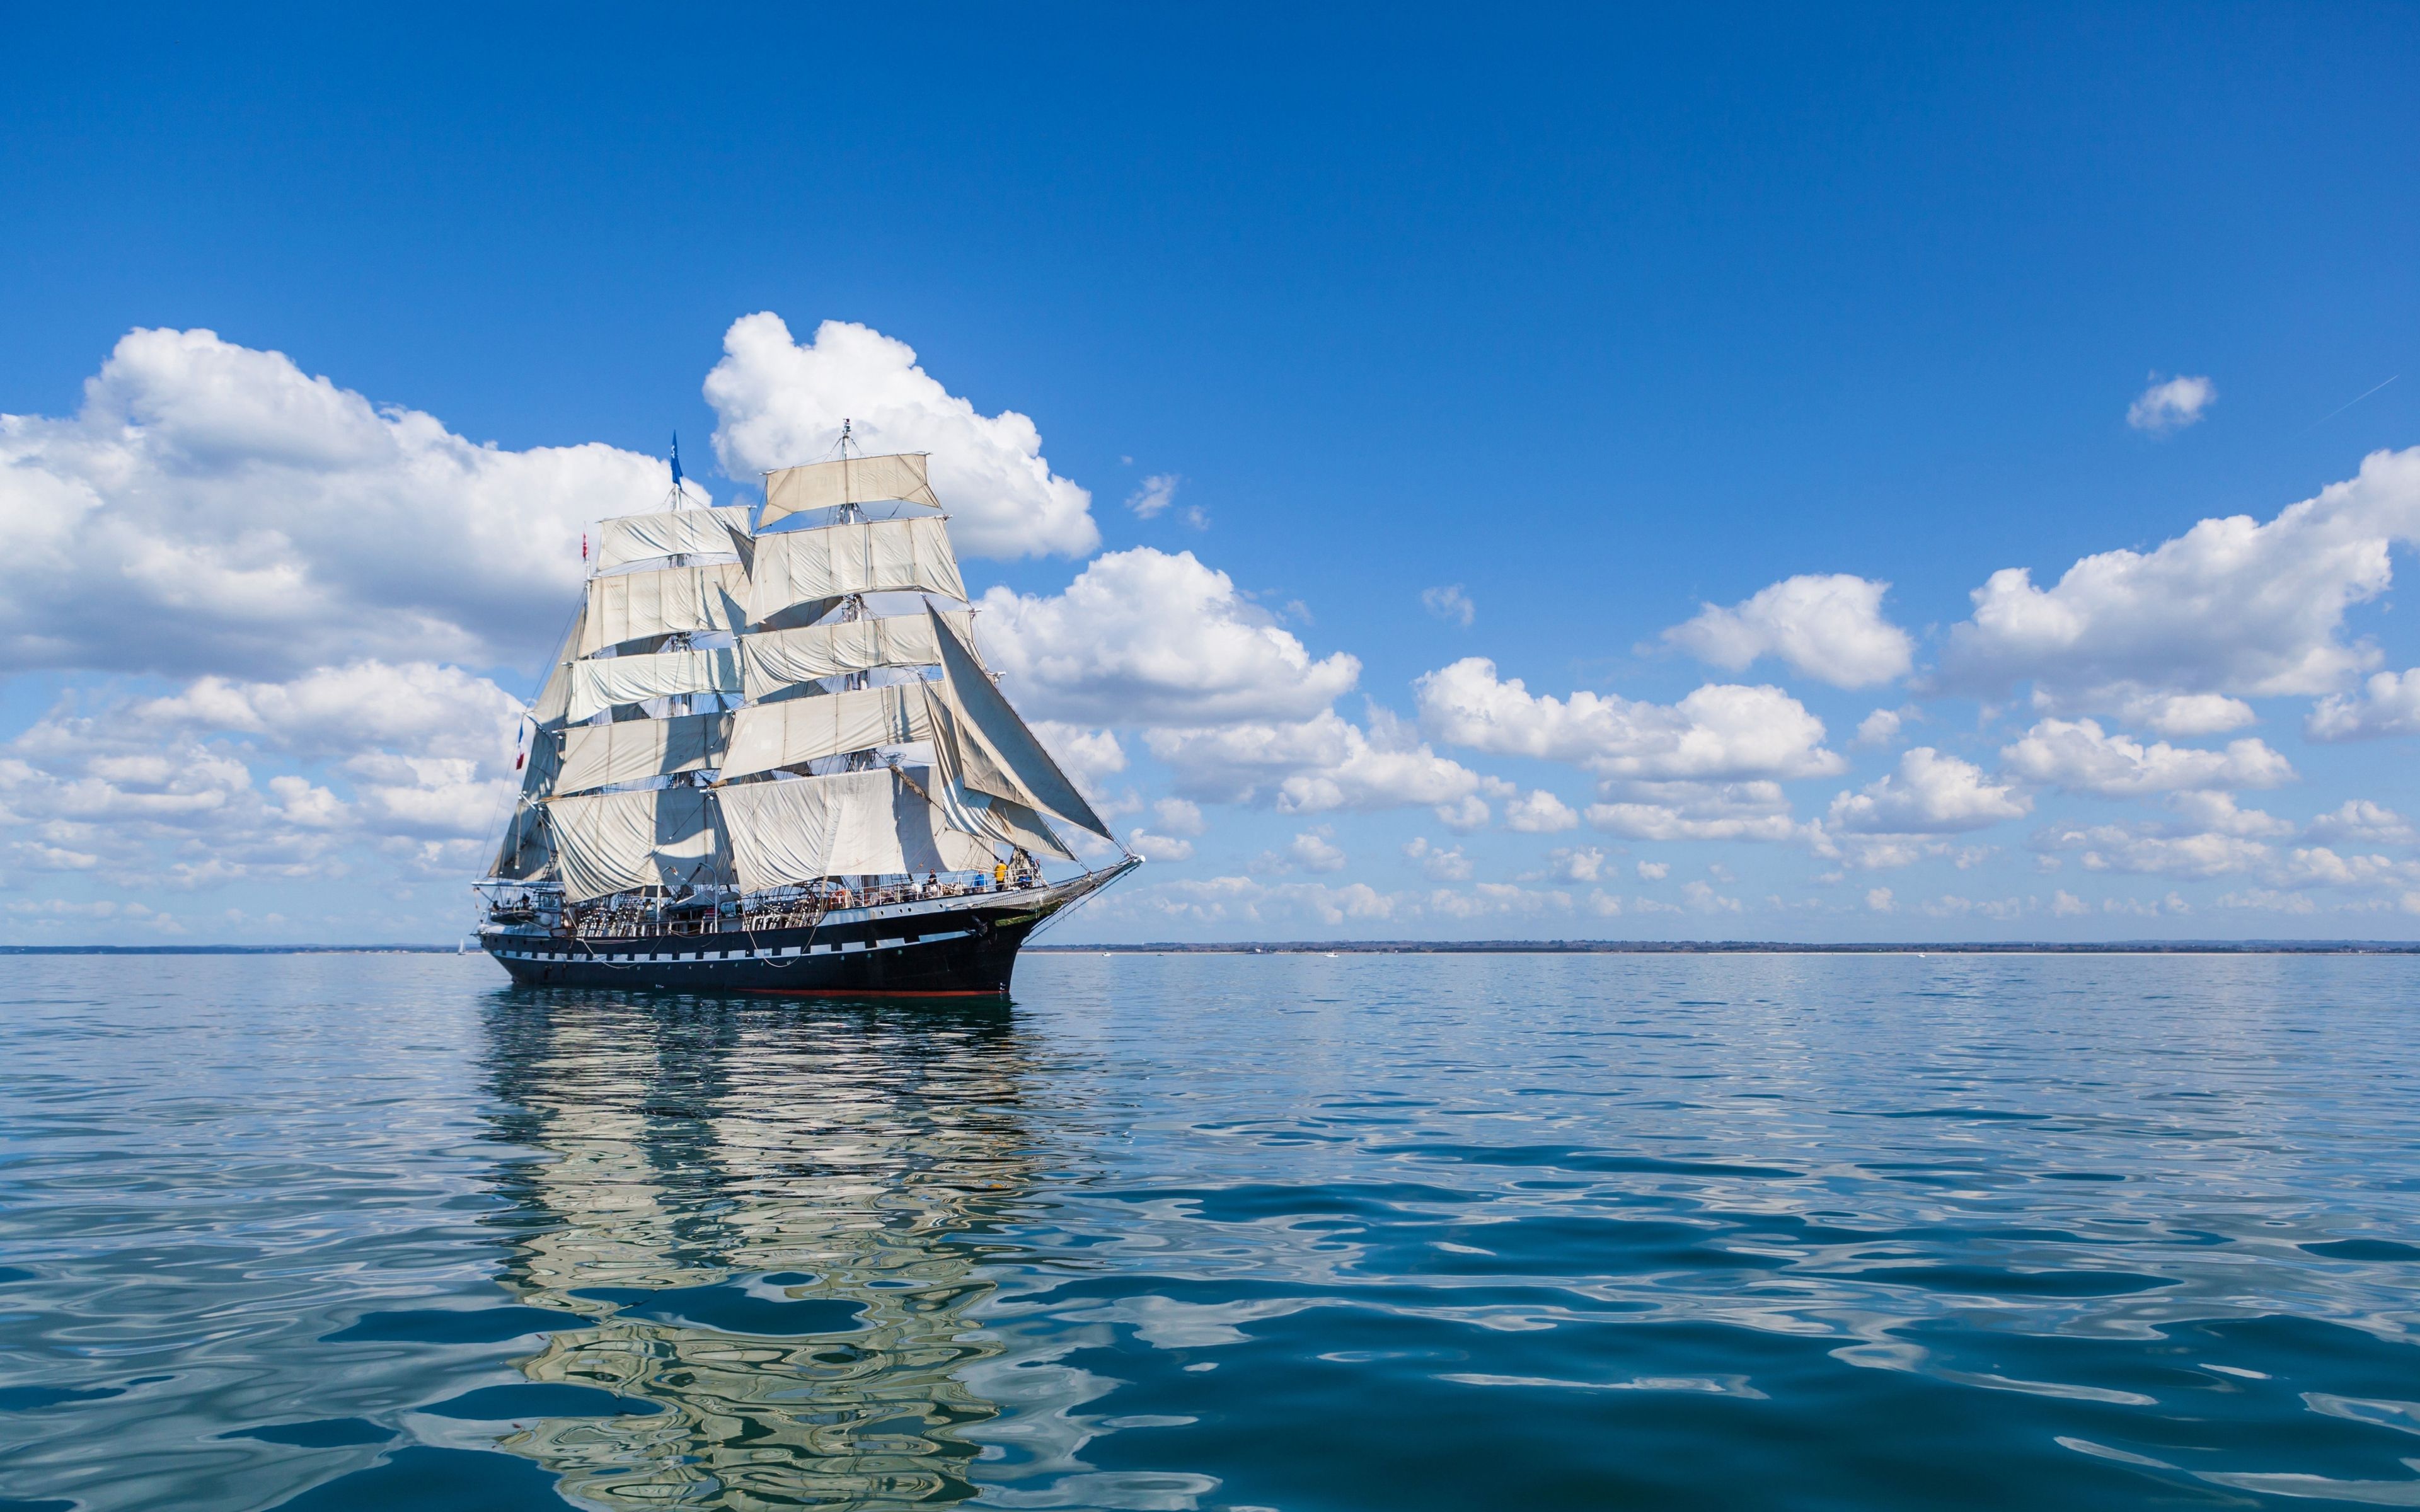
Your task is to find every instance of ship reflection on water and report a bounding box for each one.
[476,992,1044,1508]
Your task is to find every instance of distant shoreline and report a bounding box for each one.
[4,940,2416,957]
[0,944,460,956]
[1032,939,2420,955]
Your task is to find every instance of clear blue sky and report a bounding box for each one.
[4,4,2417,941]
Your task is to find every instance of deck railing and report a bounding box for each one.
[529,875,1038,940]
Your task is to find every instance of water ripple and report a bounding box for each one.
[3,953,2419,1508]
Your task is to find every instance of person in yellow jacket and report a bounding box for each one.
[993,860,1008,890]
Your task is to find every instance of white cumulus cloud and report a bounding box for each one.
[0,326,677,679]
[1827,748,2031,835]
[978,548,1361,726]
[1127,474,1180,519]
[703,312,1099,559]
[1145,706,1504,821]
[1422,584,1475,627]
[1415,658,1843,782]
[2127,373,2217,434]
[1588,779,1807,842]
[1664,575,1913,689]
[1502,789,1579,833]
[1939,447,2420,705]
[2109,691,2258,737]
[2034,823,2269,880]
[2307,668,2420,741]
[2305,799,2417,847]
[1853,708,1906,748]
[1999,718,2294,796]
[1403,836,1473,881]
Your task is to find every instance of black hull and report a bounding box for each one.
[480,866,1131,997]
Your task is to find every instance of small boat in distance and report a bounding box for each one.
[474,435,1138,995]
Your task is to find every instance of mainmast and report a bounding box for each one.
[484,428,1122,912]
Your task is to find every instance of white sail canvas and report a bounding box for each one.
[746,518,967,624]
[717,768,969,890]
[735,610,977,698]
[578,563,747,656]
[760,452,941,524]
[718,685,932,781]
[548,786,720,902]
[593,505,752,570]
[557,713,729,796]
[567,648,742,723]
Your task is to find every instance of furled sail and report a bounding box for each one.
[760,452,940,526]
[548,786,722,903]
[567,648,742,723]
[718,684,933,781]
[717,768,982,891]
[558,712,729,796]
[594,505,752,571]
[577,562,747,656]
[736,610,978,699]
[746,518,967,625]
[926,609,1114,840]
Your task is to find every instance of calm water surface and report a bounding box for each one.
[4,953,2420,1509]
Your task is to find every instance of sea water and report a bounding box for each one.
[3,951,2419,1511]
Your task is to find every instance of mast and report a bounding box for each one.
[487,430,1122,910]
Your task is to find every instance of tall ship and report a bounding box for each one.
[475,437,1137,995]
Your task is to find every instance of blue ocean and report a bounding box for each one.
[5,952,2420,1509]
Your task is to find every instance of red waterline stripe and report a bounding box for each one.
[740,986,1006,999]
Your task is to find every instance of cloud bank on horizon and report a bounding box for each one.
[3,316,2417,940]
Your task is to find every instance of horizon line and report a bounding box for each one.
[4,939,2419,957]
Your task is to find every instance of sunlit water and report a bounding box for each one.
[4,953,2420,1509]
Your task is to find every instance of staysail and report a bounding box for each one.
[491,607,589,878]
[527,606,588,731]
[925,608,1114,840]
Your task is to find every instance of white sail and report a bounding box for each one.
[558,713,729,796]
[924,748,1075,861]
[926,609,1114,840]
[735,610,977,699]
[907,767,1005,874]
[760,452,940,525]
[548,786,722,903]
[746,518,967,625]
[594,505,752,570]
[718,685,933,781]
[717,768,976,891]
[568,648,742,723]
[578,563,747,656]
[527,606,589,730]
[490,799,552,880]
